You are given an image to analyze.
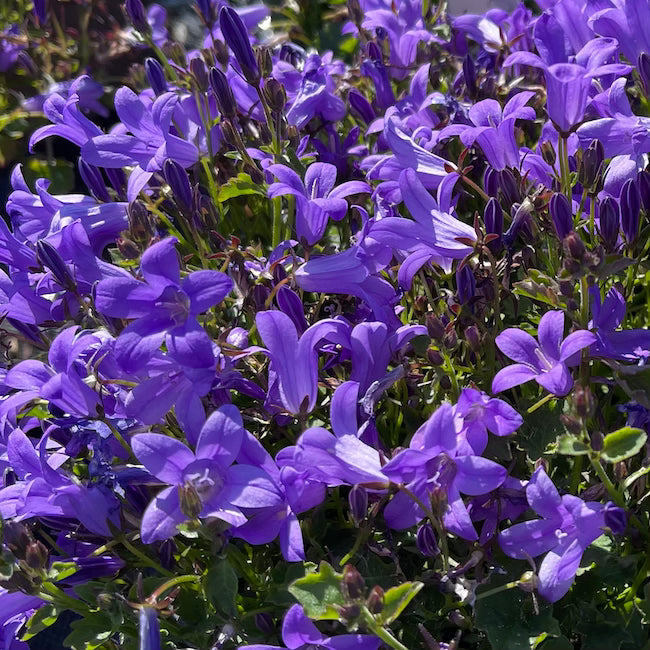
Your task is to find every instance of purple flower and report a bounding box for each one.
[95,237,232,372]
[268,163,370,245]
[131,405,282,544]
[382,403,507,540]
[237,604,381,650]
[499,468,612,602]
[492,311,596,397]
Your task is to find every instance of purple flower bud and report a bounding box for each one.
[275,285,308,333]
[342,564,365,600]
[603,502,626,535]
[125,0,149,34]
[219,6,259,85]
[549,192,573,239]
[348,89,375,125]
[139,606,161,650]
[639,53,650,97]
[598,196,620,251]
[78,160,110,202]
[484,197,503,253]
[279,43,304,67]
[462,54,477,99]
[578,139,604,193]
[190,57,209,92]
[196,0,214,25]
[456,265,475,305]
[163,159,193,212]
[416,523,440,557]
[348,485,368,525]
[366,586,384,614]
[498,169,521,207]
[483,167,499,198]
[621,178,640,244]
[145,58,168,96]
[367,41,383,64]
[33,0,47,24]
[638,170,650,212]
[36,240,75,290]
[262,77,286,112]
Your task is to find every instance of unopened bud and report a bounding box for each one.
[416,523,440,557]
[426,314,445,341]
[549,193,573,239]
[210,66,237,118]
[117,237,141,260]
[590,430,604,451]
[256,47,273,79]
[342,564,365,600]
[190,57,209,92]
[262,78,287,112]
[464,325,481,353]
[366,586,384,614]
[145,58,168,96]
[348,486,368,525]
[578,139,604,193]
[603,502,626,535]
[25,541,48,570]
[427,348,444,366]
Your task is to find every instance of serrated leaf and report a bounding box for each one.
[205,559,238,616]
[557,434,590,456]
[377,581,423,625]
[601,427,647,463]
[288,561,344,620]
[21,604,60,641]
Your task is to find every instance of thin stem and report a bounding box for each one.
[120,536,174,577]
[149,575,200,602]
[527,393,554,414]
[475,580,519,601]
[360,607,409,650]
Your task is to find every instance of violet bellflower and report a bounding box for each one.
[382,403,507,540]
[499,467,622,602]
[131,405,282,544]
[255,310,350,415]
[267,162,371,245]
[237,603,381,650]
[491,311,596,397]
[94,237,232,372]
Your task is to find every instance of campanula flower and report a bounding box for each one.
[492,311,596,396]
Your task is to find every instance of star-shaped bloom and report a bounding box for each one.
[492,311,596,397]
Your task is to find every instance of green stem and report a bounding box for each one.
[272,196,284,248]
[149,575,200,602]
[559,136,572,200]
[527,392,554,414]
[121,537,174,577]
[360,607,409,650]
[475,580,519,601]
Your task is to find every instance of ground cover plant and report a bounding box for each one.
[1,0,650,648]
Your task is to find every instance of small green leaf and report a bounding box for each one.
[601,427,647,463]
[21,604,60,641]
[63,613,114,650]
[288,561,344,620]
[217,173,266,201]
[557,434,590,456]
[377,581,423,625]
[205,559,238,616]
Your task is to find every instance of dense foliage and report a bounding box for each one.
[1,0,650,648]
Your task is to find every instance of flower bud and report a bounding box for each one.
[262,78,286,113]
[484,167,499,197]
[342,564,365,600]
[560,414,582,434]
[427,348,444,366]
[464,325,481,353]
[621,178,640,244]
[256,47,273,80]
[78,160,110,202]
[366,586,384,614]
[498,169,521,207]
[540,140,556,166]
[638,170,650,212]
[598,196,620,251]
[639,53,650,97]
[426,314,445,341]
[190,58,209,92]
[455,266,475,305]
[25,541,48,570]
[3,522,31,558]
[603,502,626,535]
[128,200,151,241]
[36,240,75,290]
[590,430,604,451]
[484,197,503,253]
[348,89,375,125]
[563,231,586,261]
[219,6,259,85]
[163,159,193,213]
[573,383,595,419]
[578,139,604,193]
[443,327,458,349]
[144,58,168,96]
[196,0,214,25]
[117,237,141,260]
[125,0,149,34]
[549,193,573,239]
[416,523,440,557]
[209,67,237,118]
[348,485,368,525]
[462,54,477,100]
[339,603,361,623]
[139,606,161,650]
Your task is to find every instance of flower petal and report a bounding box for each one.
[131,433,194,484]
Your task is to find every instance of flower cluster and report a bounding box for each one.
[1,0,650,649]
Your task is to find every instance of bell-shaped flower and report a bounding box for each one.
[94,237,232,372]
[492,311,596,397]
[382,403,507,540]
[267,162,371,245]
[256,310,350,415]
[132,405,282,544]
[237,604,381,650]
[499,468,617,602]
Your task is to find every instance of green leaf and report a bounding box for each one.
[205,559,238,616]
[288,561,345,620]
[63,612,115,650]
[217,173,266,201]
[538,637,573,650]
[377,581,423,625]
[601,427,647,463]
[475,584,561,650]
[557,434,590,456]
[519,401,564,461]
[21,605,60,641]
